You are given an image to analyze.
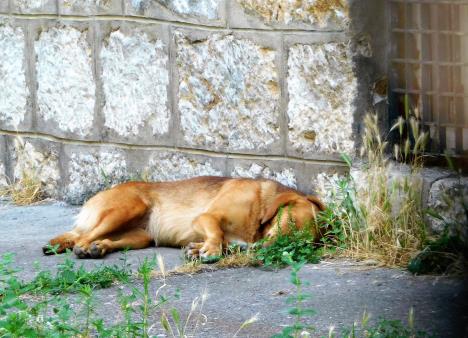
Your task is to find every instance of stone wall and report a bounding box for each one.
[0,0,387,204]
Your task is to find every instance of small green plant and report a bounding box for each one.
[28,251,131,294]
[272,252,316,338]
[255,207,321,267]
[1,250,262,337]
[408,155,468,275]
[408,212,468,275]
[339,308,433,338]
[273,255,434,338]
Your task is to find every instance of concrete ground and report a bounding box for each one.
[1,200,467,337]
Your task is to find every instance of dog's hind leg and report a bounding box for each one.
[42,231,80,255]
[72,199,149,258]
[86,228,153,258]
[188,213,224,259]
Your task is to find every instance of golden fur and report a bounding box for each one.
[44,176,325,259]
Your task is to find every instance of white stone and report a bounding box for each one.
[60,0,110,11]
[313,172,343,203]
[101,30,169,136]
[427,177,468,234]
[157,0,218,19]
[131,0,219,19]
[0,24,28,129]
[0,162,7,187]
[237,0,349,28]
[67,150,128,204]
[35,26,95,135]
[12,138,60,196]
[287,42,357,154]
[14,0,44,9]
[147,153,222,182]
[177,33,280,151]
[231,163,297,188]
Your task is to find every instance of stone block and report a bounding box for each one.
[0,136,8,187]
[144,151,226,182]
[228,159,298,189]
[59,0,122,16]
[7,136,61,198]
[124,0,226,27]
[12,0,57,14]
[286,40,357,157]
[427,177,468,237]
[301,161,349,196]
[61,145,228,204]
[98,21,172,145]
[61,144,129,204]
[0,19,32,132]
[33,22,99,140]
[229,0,349,31]
[0,1,9,13]
[227,157,348,196]
[175,30,282,154]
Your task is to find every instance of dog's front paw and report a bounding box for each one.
[185,242,203,260]
[198,243,222,263]
[199,244,221,258]
[184,242,222,263]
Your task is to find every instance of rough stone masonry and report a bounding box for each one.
[0,0,465,232]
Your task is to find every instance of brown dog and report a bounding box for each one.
[43,176,325,259]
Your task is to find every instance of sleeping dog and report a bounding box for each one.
[43,176,325,259]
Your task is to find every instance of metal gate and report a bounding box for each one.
[389,0,468,160]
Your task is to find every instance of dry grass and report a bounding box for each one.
[215,249,260,268]
[173,260,205,275]
[0,137,47,206]
[334,111,428,267]
[150,260,206,278]
[152,248,260,278]
[0,172,44,205]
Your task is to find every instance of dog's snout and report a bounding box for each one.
[42,245,53,255]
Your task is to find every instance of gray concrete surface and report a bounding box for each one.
[1,200,467,337]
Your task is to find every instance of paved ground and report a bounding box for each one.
[1,200,467,337]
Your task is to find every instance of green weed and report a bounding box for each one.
[274,255,434,338]
[255,207,321,268]
[28,251,131,294]
[272,252,316,338]
[0,252,257,337]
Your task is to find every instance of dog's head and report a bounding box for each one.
[260,192,325,244]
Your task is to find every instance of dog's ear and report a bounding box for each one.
[306,195,326,212]
[261,192,300,225]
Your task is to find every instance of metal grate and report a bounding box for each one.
[389,0,468,158]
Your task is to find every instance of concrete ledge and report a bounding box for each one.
[1,134,349,204]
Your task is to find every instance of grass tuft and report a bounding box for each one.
[216,245,260,268]
[0,172,44,206]
[318,111,428,267]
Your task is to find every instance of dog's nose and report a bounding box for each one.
[42,245,53,255]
